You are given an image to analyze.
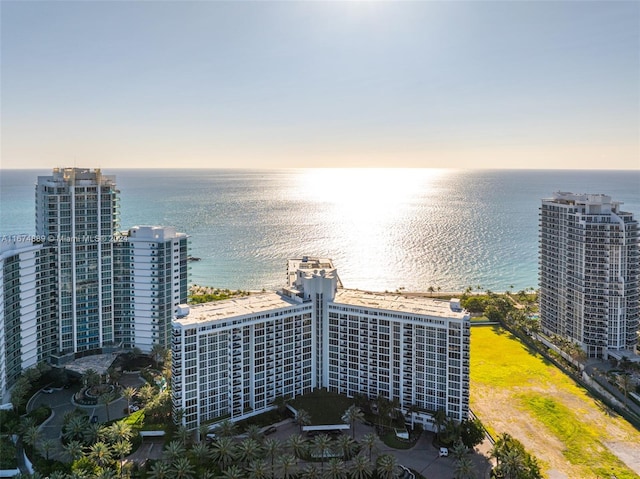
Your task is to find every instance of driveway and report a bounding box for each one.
[28,373,146,462]
[258,418,493,478]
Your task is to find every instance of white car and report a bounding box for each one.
[42,387,54,394]
[439,447,449,457]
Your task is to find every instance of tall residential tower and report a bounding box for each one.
[36,168,119,355]
[539,192,639,358]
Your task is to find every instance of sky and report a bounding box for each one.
[1,1,638,170]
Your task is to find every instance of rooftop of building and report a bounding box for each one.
[544,191,621,207]
[174,287,467,327]
[287,256,343,288]
[174,291,298,327]
[38,167,116,186]
[125,225,189,241]
[334,289,468,320]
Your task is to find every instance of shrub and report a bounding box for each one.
[0,436,17,469]
[28,405,52,425]
[0,410,20,434]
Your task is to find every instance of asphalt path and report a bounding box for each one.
[266,418,493,478]
[28,373,146,462]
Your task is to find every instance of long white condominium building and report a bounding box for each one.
[114,226,189,352]
[539,192,639,358]
[36,168,120,355]
[1,239,46,393]
[172,257,470,431]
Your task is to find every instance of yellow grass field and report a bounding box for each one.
[470,325,640,479]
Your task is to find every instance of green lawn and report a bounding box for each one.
[289,389,356,425]
[471,325,640,479]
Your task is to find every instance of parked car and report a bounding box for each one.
[91,415,99,424]
[439,447,449,457]
[263,426,277,435]
[42,387,54,394]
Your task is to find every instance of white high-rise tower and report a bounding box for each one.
[36,168,119,355]
[539,192,639,358]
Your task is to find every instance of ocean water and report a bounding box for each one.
[1,168,638,293]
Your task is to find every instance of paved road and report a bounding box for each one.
[28,373,146,462]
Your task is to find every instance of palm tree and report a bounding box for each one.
[64,415,90,443]
[175,425,193,446]
[349,454,372,479]
[325,457,346,479]
[106,421,133,444]
[214,419,237,438]
[619,373,633,406]
[49,471,68,479]
[441,419,460,446]
[236,438,261,465]
[454,456,476,479]
[64,439,85,462]
[86,423,102,445]
[219,465,243,479]
[276,454,297,479]
[376,454,400,479]
[95,469,117,479]
[112,440,131,479]
[433,409,447,440]
[245,424,263,443]
[89,441,113,468]
[163,440,186,463]
[99,391,118,422]
[39,438,56,461]
[287,433,308,459]
[122,387,136,414]
[300,463,321,479]
[83,369,101,388]
[190,442,211,466]
[22,425,41,448]
[138,383,156,405]
[263,438,281,477]
[295,409,312,432]
[374,395,390,427]
[335,435,356,460]
[147,461,171,479]
[18,417,36,435]
[210,437,237,470]
[246,459,269,479]
[500,449,524,479]
[198,423,212,443]
[341,405,364,439]
[405,404,419,430]
[451,441,467,461]
[171,457,195,479]
[150,344,167,366]
[360,433,377,462]
[491,433,513,468]
[311,434,332,472]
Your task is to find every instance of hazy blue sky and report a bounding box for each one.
[1,1,638,169]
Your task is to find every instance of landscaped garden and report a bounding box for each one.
[471,324,640,479]
[289,389,357,425]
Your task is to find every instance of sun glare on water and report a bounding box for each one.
[291,168,450,288]
[296,168,447,222]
